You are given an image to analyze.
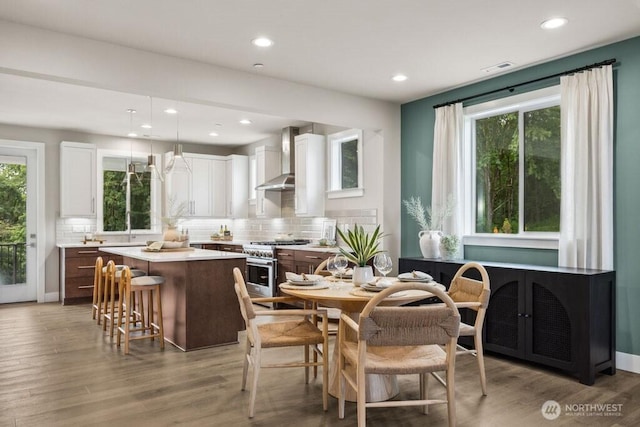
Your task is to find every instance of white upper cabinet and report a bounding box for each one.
[60,141,97,218]
[226,154,249,218]
[164,152,227,218]
[255,146,281,218]
[294,133,326,217]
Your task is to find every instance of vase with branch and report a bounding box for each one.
[403,195,455,259]
[162,197,189,241]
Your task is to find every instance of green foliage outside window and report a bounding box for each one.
[0,163,26,284]
[340,139,359,189]
[475,105,561,234]
[103,160,151,232]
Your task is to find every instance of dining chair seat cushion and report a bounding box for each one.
[258,320,325,348]
[131,275,165,286]
[341,341,448,375]
[458,322,476,336]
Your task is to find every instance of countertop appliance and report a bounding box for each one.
[243,239,310,302]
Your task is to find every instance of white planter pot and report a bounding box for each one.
[418,230,442,259]
[352,265,374,286]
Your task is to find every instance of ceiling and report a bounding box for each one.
[1,0,640,145]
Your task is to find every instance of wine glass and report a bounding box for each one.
[326,257,339,289]
[333,254,348,283]
[374,252,393,285]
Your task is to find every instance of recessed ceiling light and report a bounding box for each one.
[540,17,568,29]
[209,132,219,137]
[127,132,138,137]
[164,108,178,114]
[252,37,273,47]
[253,63,265,69]
[392,74,408,82]
[141,123,152,129]
[239,119,252,125]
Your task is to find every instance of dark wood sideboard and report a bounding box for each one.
[399,257,616,385]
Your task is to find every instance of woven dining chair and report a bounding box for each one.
[338,283,460,427]
[233,267,329,418]
[441,261,491,396]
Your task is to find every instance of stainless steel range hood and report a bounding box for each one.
[256,126,300,191]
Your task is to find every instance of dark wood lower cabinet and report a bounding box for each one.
[399,257,616,385]
[60,247,123,305]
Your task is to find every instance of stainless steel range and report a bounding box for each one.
[243,240,309,300]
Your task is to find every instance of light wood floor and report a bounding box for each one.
[1,302,639,427]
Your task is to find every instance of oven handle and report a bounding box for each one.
[246,257,275,266]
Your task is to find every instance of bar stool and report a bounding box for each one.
[91,256,104,321]
[99,262,146,330]
[116,266,165,355]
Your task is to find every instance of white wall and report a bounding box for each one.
[0,20,402,298]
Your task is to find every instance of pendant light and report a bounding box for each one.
[164,107,192,175]
[123,108,142,186]
[145,96,164,182]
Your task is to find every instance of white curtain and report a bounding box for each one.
[558,65,614,269]
[432,103,463,236]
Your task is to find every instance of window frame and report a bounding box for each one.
[327,128,364,199]
[96,149,161,235]
[462,86,561,249]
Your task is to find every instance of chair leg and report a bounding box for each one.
[95,279,103,325]
[155,286,164,349]
[421,373,429,414]
[249,349,261,418]
[123,287,131,355]
[322,340,328,411]
[108,285,117,338]
[304,344,309,384]
[357,364,366,427]
[338,347,346,419]
[475,331,487,395]
[446,367,456,427]
[241,340,251,391]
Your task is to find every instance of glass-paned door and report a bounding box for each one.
[0,149,36,303]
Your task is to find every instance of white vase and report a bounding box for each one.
[352,265,374,287]
[163,226,180,242]
[418,230,442,259]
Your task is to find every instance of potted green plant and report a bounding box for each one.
[336,223,384,285]
[440,234,460,260]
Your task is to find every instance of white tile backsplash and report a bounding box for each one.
[56,209,377,244]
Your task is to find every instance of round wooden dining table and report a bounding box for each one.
[279,278,445,402]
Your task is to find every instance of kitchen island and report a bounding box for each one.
[100,246,247,351]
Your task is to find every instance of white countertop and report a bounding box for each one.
[56,240,249,249]
[57,240,344,253]
[99,246,248,262]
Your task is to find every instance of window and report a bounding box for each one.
[465,86,560,242]
[98,151,160,233]
[327,128,364,198]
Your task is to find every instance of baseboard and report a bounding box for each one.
[616,351,640,374]
[44,292,60,303]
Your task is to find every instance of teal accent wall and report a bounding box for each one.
[401,36,640,356]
